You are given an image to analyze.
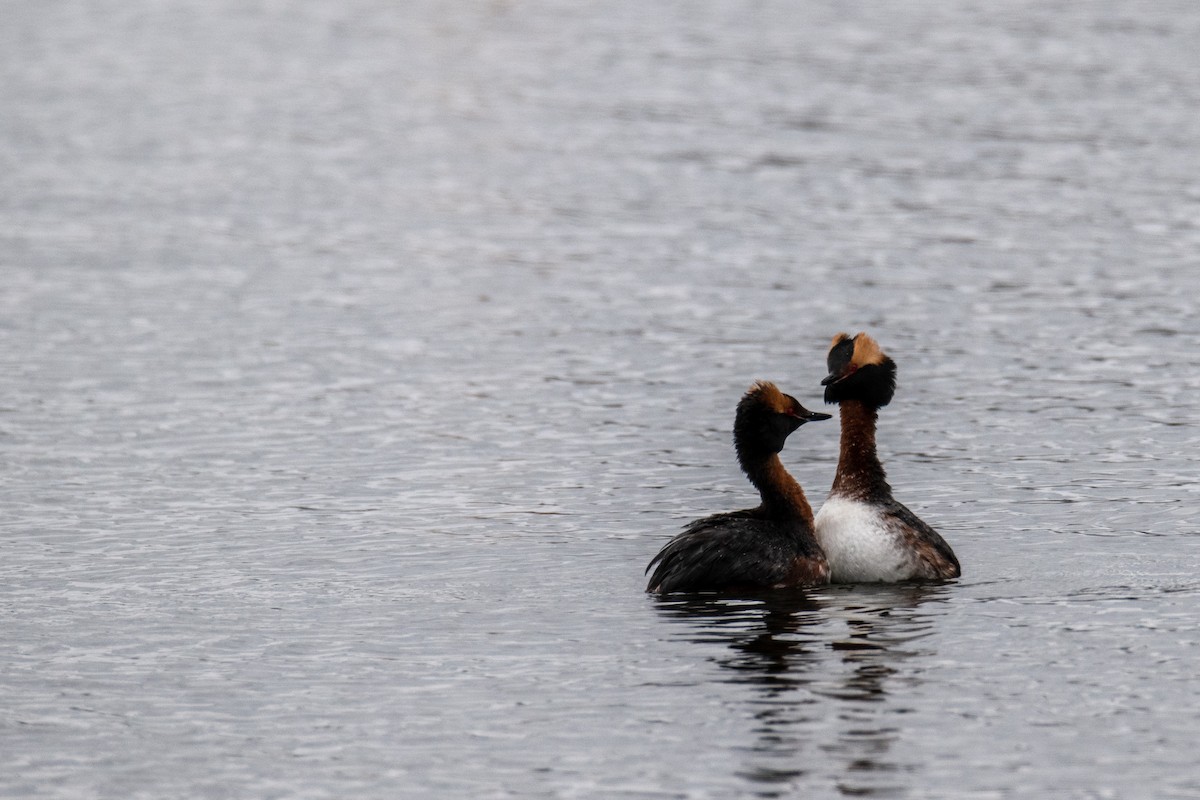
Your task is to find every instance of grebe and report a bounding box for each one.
[814,333,960,582]
[646,381,832,594]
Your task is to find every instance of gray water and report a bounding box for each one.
[3,1,1200,798]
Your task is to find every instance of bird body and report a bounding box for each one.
[646,381,831,594]
[815,333,960,583]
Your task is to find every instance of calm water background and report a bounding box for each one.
[3,1,1200,798]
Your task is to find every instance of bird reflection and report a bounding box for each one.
[653,584,950,797]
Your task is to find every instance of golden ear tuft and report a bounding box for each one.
[748,380,789,413]
[850,332,886,367]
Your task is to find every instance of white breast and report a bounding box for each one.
[814,495,916,583]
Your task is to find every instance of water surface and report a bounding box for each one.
[3,1,1200,798]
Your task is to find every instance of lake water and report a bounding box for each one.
[3,1,1200,798]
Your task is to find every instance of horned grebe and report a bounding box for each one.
[814,333,961,583]
[646,381,832,594]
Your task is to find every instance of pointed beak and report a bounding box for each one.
[821,365,855,386]
[796,407,832,422]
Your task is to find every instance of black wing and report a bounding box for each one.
[645,511,815,594]
[882,499,961,579]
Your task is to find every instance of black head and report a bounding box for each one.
[735,380,831,456]
[821,332,897,407]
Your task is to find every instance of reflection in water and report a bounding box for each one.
[655,585,950,797]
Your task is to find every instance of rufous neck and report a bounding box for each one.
[831,400,891,500]
[743,452,815,523]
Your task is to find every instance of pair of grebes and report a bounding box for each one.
[646,332,961,594]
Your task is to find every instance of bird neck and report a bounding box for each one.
[831,400,892,501]
[740,450,815,523]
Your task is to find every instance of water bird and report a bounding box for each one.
[646,381,832,594]
[814,332,961,582]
